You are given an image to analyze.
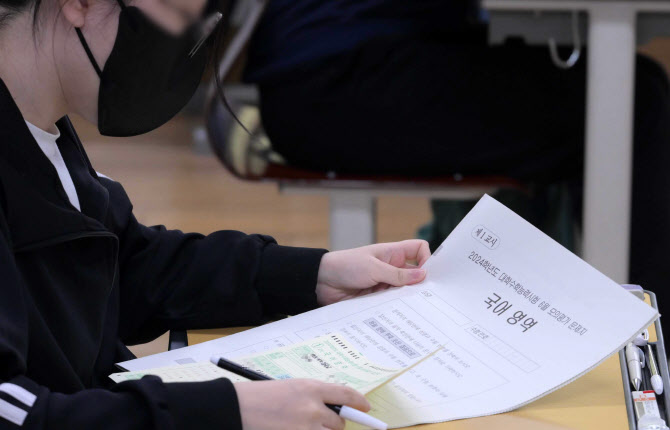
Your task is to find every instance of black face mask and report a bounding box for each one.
[76,0,216,137]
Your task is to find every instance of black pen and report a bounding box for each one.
[210,355,387,430]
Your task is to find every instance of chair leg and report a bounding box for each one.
[329,192,377,250]
[168,330,188,351]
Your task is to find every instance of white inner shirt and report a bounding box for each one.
[25,121,81,211]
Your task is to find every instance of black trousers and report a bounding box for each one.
[258,32,670,327]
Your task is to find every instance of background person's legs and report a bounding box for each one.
[259,34,586,181]
[626,56,670,300]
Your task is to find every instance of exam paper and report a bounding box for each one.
[120,195,658,428]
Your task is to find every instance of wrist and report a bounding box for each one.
[316,252,332,306]
[316,251,335,287]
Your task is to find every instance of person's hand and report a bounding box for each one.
[235,379,371,430]
[316,239,431,306]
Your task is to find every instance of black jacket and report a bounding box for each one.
[0,79,327,429]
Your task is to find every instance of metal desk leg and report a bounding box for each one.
[583,4,636,282]
[329,191,376,250]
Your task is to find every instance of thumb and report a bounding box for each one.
[373,261,426,287]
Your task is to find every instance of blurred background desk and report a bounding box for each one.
[483,0,670,286]
[188,328,629,430]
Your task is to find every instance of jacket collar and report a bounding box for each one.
[0,78,111,249]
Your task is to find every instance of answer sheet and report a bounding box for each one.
[236,333,403,394]
[120,195,658,428]
[109,362,247,383]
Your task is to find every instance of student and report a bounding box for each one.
[245,1,670,326]
[0,0,431,428]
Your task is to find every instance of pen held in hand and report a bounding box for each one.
[210,355,389,430]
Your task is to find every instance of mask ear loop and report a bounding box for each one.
[75,28,103,77]
[188,12,222,57]
[75,0,126,78]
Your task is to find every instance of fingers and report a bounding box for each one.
[321,408,345,430]
[375,240,431,267]
[373,240,430,287]
[400,239,431,266]
[319,384,371,412]
[373,259,426,287]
